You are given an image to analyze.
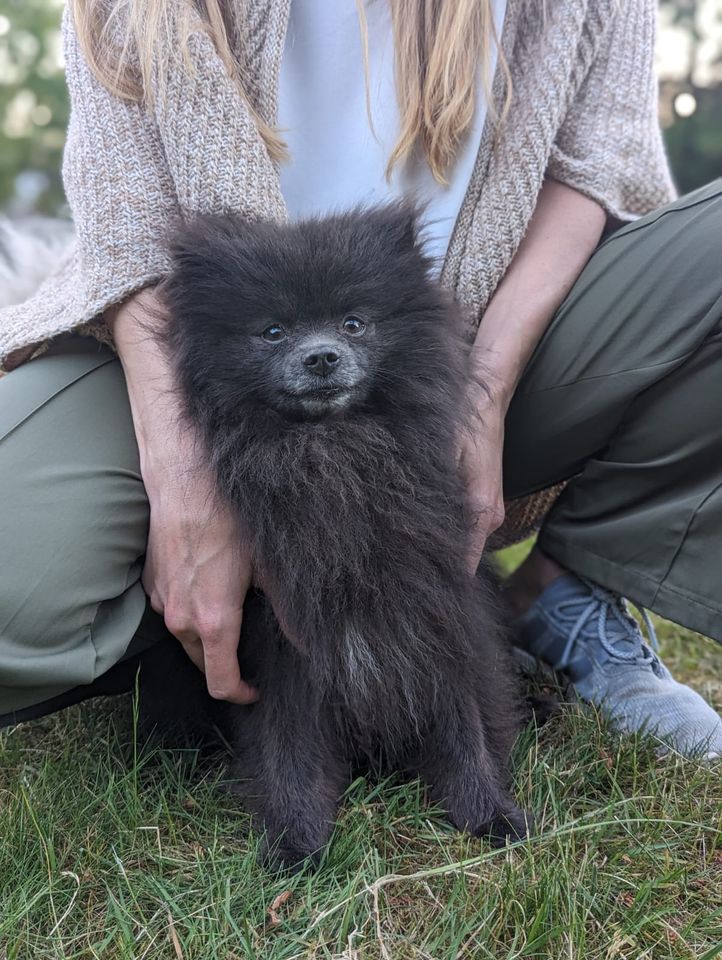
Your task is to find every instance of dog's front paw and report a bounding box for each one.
[479,806,532,846]
[259,831,323,873]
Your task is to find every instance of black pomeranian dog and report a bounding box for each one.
[141,203,528,867]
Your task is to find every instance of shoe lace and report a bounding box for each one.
[556,580,659,672]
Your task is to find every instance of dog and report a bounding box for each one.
[136,202,530,868]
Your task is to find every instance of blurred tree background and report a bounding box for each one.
[658,0,722,190]
[0,0,66,214]
[0,0,720,216]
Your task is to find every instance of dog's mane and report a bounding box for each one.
[161,205,503,740]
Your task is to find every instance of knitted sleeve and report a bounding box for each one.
[546,0,677,222]
[60,9,181,316]
[0,9,181,368]
[63,7,288,302]
[0,7,287,370]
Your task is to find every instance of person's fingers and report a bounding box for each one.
[163,606,259,705]
[203,644,259,704]
[467,546,485,575]
[181,631,259,705]
[174,632,206,672]
[466,496,505,573]
[467,519,488,574]
[197,610,259,705]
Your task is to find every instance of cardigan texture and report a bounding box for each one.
[0,0,675,370]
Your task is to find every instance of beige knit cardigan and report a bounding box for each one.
[0,0,675,535]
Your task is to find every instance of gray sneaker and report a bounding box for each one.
[514,574,722,759]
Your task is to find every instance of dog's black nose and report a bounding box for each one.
[303,348,341,377]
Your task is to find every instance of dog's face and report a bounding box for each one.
[164,204,450,421]
[235,291,378,418]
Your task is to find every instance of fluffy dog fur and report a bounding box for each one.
[141,203,528,867]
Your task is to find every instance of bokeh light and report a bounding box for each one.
[674,92,698,117]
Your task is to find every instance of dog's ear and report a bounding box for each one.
[165,214,248,276]
[369,200,422,255]
[162,214,277,311]
[162,216,223,300]
[159,215,250,330]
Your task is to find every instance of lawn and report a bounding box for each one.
[1,550,721,959]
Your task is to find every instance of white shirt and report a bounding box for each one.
[278,0,507,271]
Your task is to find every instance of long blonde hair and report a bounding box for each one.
[69,0,510,184]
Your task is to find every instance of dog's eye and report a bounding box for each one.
[261,324,286,343]
[342,315,366,336]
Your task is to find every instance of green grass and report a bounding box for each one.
[1,549,721,959]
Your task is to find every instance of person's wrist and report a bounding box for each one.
[107,286,161,337]
[468,370,515,420]
[106,288,185,481]
[138,417,207,502]
[468,343,520,416]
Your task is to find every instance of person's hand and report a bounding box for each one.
[141,433,259,704]
[109,289,258,704]
[457,376,507,574]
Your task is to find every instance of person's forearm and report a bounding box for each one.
[108,288,190,482]
[471,179,607,411]
[107,289,257,704]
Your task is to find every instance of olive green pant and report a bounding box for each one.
[1,180,721,717]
